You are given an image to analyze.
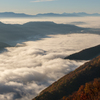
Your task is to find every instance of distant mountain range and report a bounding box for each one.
[32,54,100,100]
[0,12,32,17]
[0,12,100,17]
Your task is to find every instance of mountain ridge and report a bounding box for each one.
[0,21,84,46]
[0,12,100,17]
[64,44,100,60]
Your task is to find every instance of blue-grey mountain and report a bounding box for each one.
[0,12,100,17]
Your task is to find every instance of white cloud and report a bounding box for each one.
[1,17,100,28]
[0,17,100,100]
[31,0,54,2]
[0,33,100,100]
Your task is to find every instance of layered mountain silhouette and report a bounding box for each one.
[0,21,84,46]
[0,12,33,17]
[0,21,99,47]
[36,12,100,17]
[64,44,100,60]
[0,12,100,17]
[0,21,99,51]
[32,55,100,100]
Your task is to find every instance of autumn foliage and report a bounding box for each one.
[61,78,100,100]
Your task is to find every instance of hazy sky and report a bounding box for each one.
[0,0,100,15]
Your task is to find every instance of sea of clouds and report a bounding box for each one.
[1,16,100,28]
[0,17,100,100]
[0,33,100,100]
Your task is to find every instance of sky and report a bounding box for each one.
[0,0,100,15]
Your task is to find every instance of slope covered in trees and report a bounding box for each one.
[64,44,100,60]
[32,55,100,100]
[61,78,100,100]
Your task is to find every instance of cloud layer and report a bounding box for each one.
[0,16,100,100]
[1,17,100,28]
[0,33,100,100]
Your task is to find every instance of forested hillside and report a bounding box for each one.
[64,44,100,60]
[62,78,100,100]
[32,55,100,100]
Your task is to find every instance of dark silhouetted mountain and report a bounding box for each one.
[32,55,100,100]
[0,42,11,49]
[36,12,100,17]
[36,13,62,17]
[0,21,99,47]
[64,45,100,60]
[0,12,100,17]
[0,21,84,46]
[0,12,33,17]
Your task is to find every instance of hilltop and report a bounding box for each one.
[64,44,100,60]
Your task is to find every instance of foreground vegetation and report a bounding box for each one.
[33,55,100,100]
[61,78,100,100]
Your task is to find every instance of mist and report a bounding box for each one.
[0,17,100,100]
[0,33,100,100]
[1,16,100,28]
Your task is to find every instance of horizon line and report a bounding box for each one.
[0,11,100,16]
